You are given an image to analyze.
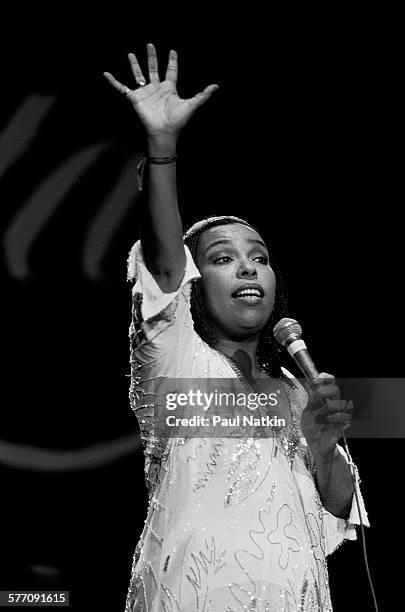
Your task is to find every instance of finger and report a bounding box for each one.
[147,42,159,83]
[312,399,345,418]
[317,383,339,395]
[313,373,335,387]
[103,72,130,95]
[188,84,219,111]
[316,383,340,401]
[128,53,147,85]
[324,399,352,413]
[326,412,352,426]
[165,49,178,83]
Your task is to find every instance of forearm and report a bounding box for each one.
[140,133,186,291]
[313,445,354,519]
[104,45,218,287]
[104,45,218,288]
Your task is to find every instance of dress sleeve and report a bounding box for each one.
[281,368,370,556]
[127,240,201,354]
[127,241,202,499]
[321,444,370,556]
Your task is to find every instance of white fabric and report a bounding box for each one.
[124,241,369,612]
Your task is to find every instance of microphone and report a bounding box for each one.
[273,318,380,612]
[273,317,319,385]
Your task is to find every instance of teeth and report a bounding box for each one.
[235,289,261,297]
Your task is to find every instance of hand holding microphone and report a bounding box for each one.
[273,318,353,458]
[274,320,379,612]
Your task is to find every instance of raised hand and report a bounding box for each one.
[103,43,219,137]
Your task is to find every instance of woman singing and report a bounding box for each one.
[104,43,369,612]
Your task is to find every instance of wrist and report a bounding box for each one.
[311,444,339,465]
[147,133,178,157]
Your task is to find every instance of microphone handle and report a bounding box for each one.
[285,339,319,385]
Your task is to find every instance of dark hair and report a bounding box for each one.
[184,216,289,378]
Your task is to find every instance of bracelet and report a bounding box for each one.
[136,154,178,192]
[148,154,177,165]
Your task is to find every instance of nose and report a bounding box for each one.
[237,258,257,278]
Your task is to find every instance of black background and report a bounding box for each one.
[0,5,401,611]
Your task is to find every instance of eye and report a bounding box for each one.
[214,255,232,264]
[253,255,269,264]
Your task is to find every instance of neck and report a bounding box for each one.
[215,336,262,377]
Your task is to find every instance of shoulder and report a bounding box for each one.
[128,241,201,323]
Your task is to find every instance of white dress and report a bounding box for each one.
[124,242,369,612]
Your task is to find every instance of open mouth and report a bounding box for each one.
[232,284,264,301]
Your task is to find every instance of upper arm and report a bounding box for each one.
[127,240,201,355]
[148,267,188,294]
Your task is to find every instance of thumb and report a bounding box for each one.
[188,84,219,112]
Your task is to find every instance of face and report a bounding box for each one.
[196,223,276,342]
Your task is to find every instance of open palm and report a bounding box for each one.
[104,43,219,136]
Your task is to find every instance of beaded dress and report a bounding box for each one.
[124,242,369,612]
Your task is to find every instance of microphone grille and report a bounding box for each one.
[273,317,302,347]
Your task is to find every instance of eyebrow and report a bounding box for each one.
[204,238,268,254]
